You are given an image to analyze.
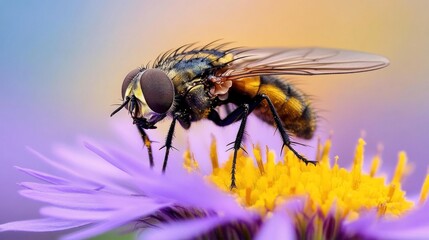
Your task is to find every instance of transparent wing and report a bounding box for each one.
[221,48,389,79]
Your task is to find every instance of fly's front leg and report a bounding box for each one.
[257,94,316,166]
[134,119,155,168]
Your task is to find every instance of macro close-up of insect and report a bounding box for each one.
[6,1,429,239]
[110,42,389,189]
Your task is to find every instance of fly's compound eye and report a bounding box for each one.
[140,69,175,114]
[121,68,141,99]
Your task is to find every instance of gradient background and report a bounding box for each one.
[1,1,429,239]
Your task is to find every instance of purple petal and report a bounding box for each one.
[15,166,70,185]
[343,210,378,235]
[83,141,144,177]
[255,212,296,240]
[26,147,110,187]
[323,210,337,240]
[51,143,144,194]
[345,202,429,239]
[40,207,116,221]
[0,218,90,232]
[375,202,429,239]
[279,197,305,213]
[136,172,249,217]
[19,189,157,210]
[255,200,300,240]
[377,228,429,240]
[377,202,429,229]
[24,147,134,195]
[140,216,234,240]
[61,203,170,240]
[19,182,103,193]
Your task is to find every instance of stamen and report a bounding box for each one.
[352,139,365,189]
[265,147,275,175]
[320,139,332,168]
[245,188,252,206]
[419,173,429,205]
[391,152,407,185]
[252,144,264,175]
[183,149,192,171]
[370,156,381,177]
[210,136,219,171]
[333,156,339,171]
[388,184,396,201]
[377,203,387,216]
[183,149,199,172]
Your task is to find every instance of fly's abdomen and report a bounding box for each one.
[252,76,316,139]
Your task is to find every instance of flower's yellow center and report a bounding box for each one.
[184,138,429,220]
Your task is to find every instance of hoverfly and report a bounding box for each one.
[111,42,388,189]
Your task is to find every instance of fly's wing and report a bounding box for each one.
[220,48,389,80]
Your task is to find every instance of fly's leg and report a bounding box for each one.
[208,104,249,127]
[160,113,179,172]
[229,104,249,189]
[136,125,154,168]
[257,94,316,166]
[208,94,316,189]
[208,104,250,189]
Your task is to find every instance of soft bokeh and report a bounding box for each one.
[1,1,428,239]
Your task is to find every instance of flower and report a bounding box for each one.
[0,140,254,240]
[189,137,429,239]
[2,127,429,239]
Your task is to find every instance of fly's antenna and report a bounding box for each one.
[110,96,131,117]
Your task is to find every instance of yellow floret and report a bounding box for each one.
[184,138,428,219]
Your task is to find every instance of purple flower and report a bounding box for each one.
[0,139,256,239]
[2,119,429,239]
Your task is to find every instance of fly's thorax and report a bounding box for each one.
[171,75,214,122]
[167,69,192,95]
[162,50,233,94]
[184,83,213,121]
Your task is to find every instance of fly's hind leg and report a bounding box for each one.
[257,94,317,166]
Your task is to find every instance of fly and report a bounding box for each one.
[111,42,389,189]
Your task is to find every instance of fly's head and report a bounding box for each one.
[111,68,175,129]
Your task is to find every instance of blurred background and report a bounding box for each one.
[1,0,429,239]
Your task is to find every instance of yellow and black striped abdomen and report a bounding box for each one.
[230,76,316,139]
